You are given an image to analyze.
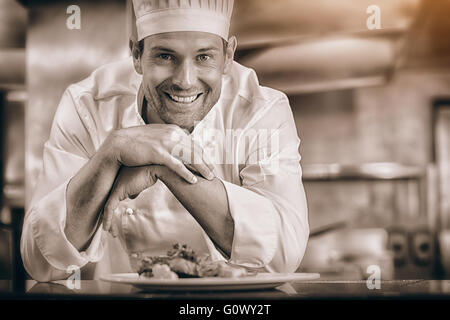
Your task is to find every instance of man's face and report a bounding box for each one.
[136,31,233,132]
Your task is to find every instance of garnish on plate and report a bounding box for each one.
[133,243,250,279]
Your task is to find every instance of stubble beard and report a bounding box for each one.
[145,86,221,133]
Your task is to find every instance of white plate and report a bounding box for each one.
[100,272,320,291]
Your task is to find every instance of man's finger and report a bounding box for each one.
[162,153,198,183]
[103,184,123,232]
[102,174,121,232]
[103,201,118,232]
[192,140,215,180]
[175,139,214,180]
[183,153,212,180]
[111,218,119,238]
[184,163,212,181]
[192,162,214,180]
[201,148,216,173]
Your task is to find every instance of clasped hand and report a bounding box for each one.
[101,124,215,236]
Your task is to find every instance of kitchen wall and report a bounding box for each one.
[294,70,450,166]
[294,69,450,230]
[0,0,27,281]
[290,68,450,279]
[25,0,131,204]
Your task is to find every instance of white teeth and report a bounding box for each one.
[168,94,198,103]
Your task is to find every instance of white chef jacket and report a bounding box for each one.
[21,57,309,282]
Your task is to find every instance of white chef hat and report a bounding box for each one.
[132,0,234,41]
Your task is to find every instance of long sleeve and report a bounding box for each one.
[204,94,309,273]
[21,88,106,282]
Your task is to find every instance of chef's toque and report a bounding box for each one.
[132,0,234,41]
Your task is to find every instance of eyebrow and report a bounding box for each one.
[149,46,220,54]
[197,47,220,53]
[149,46,177,53]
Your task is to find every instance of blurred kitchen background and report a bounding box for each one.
[0,0,450,285]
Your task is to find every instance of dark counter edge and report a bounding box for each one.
[2,291,450,300]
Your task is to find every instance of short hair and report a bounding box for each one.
[136,37,228,57]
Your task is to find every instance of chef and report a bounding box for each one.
[21,0,309,281]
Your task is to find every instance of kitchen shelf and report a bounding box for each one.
[4,90,28,103]
[236,33,399,95]
[302,162,426,181]
[235,27,407,51]
[3,184,25,209]
[0,49,25,89]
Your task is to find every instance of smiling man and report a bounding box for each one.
[21,0,309,281]
[138,32,230,132]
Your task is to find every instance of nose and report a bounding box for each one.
[172,59,196,90]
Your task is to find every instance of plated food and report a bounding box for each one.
[132,243,250,279]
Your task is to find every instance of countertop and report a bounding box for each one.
[2,279,450,299]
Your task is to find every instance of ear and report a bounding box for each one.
[130,37,143,75]
[223,36,237,75]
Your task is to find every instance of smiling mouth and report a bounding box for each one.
[165,92,203,104]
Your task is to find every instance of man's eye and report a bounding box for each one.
[159,54,173,61]
[197,54,210,62]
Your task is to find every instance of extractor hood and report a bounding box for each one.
[231,0,424,94]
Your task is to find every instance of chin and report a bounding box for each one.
[161,106,212,131]
[159,113,193,131]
